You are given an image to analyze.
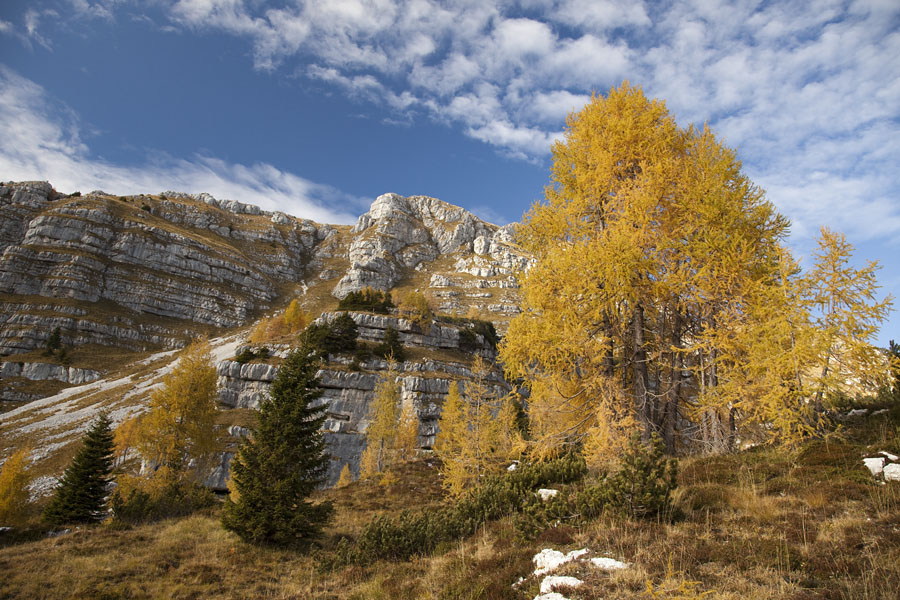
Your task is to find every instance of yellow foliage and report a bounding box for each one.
[283,299,310,333]
[266,315,287,339]
[396,401,420,462]
[499,81,881,455]
[435,381,471,496]
[336,464,354,488]
[378,469,398,488]
[249,318,270,344]
[114,415,141,465]
[360,366,401,479]
[134,338,220,482]
[399,291,433,329]
[806,227,894,405]
[435,360,519,496]
[0,448,31,525]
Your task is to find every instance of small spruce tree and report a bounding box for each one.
[45,326,62,356]
[222,345,334,547]
[375,326,405,361]
[43,413,115,526]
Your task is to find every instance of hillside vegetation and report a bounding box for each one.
[1,404,898,599]
[1,82,898,600]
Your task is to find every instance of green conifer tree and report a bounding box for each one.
[43,413,115,526]
[44,326,61,356]
[326,312,359,353]
[375,326,405,361]
[222,345,334,547]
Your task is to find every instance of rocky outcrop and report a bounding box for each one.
[0,361,101,384]
[218,359,509,486]
[0,183,329,355]
[1,182,530,415]
[331,194,530,306]
[216,311,508,485]
[217,360,280,409]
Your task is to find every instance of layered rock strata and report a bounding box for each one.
[0,182,328,355]
[331,193,530,326]
[216,312,509,486]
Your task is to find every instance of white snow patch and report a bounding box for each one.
[847,408,869,417]
[28,475,59,501]
[533,548,589,576]
[534,593,570,600]
[879,451,899,462]
[540,575,583,594]
[537,488,559,501]
[29,441,71,463]
[507,461,519,471]
[136,348,179,365]
[590,556,629,570]
[884,463,900,482]
[871,409,889,416]
[864,457,886,476]
[1,335,241,469]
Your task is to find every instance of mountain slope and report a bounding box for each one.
[0,181,530,491]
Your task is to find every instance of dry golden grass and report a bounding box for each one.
[1,409,898,599]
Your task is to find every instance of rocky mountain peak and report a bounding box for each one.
[332,193,526,300]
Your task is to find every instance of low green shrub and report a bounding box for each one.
[603,432,677,519]
[337,288,394,314]
[516,433,679,538]
[110,481,215,524]
[346,454,586,564]
[234,347,270,364]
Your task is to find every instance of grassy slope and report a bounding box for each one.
[2,405,898,600]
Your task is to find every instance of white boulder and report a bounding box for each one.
[863,457,886,477]
[533,548,589,576]
[590,556,629,570]
[540,575,583,594]
[537,488,559,501]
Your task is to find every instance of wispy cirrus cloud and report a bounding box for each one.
[0,66,362,224]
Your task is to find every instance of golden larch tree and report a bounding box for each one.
[134,338,220,483]
[0,448,31,525]
[360,366,401,480]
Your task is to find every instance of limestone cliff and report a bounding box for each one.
[214,310,509,486]
[0,181,529,491]
[1,183,528,405]
[0,181,329,357]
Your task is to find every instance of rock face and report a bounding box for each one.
[331,194,530,323]
[216,311,509,486]
[0,361,101,385]
[1,183,528,408]
[0,182,329,355]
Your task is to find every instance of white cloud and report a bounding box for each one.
[7,0,900,245]
[551,0,650,31]
[528,90,590,123]
[0,66,361,224]
[492,18,555,59]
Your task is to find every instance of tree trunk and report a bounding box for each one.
[633,304,651,441]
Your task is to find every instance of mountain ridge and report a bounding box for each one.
[0,179,528,492]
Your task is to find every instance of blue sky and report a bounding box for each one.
[1,0,898,345]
